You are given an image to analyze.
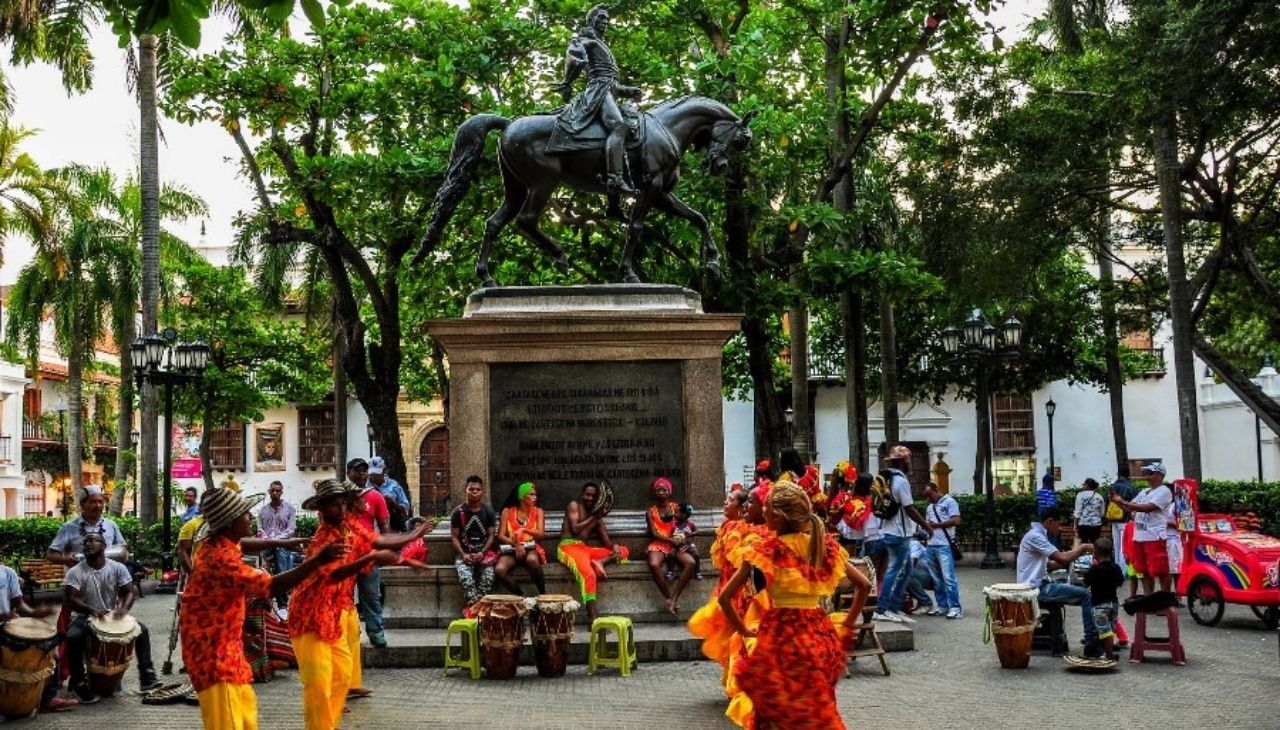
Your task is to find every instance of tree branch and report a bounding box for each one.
[1194,333,1280,435]
[228,121,272,213]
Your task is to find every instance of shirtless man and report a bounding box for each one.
[557,482,630,621]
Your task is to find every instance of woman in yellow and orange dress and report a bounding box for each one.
[723,481,775,726]
[495,482,548,595]
[688,486,750,673]
[719,481,871,730]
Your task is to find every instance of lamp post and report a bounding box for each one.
[784,406,796,451]
[1256,356,1275,483]
[941,308,1023,569]
[1045,399,1057,484]
[131,328,210,571]
[367,423,378,457]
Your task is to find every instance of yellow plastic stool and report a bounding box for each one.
[442,618,481,679]
[588,616,637,676]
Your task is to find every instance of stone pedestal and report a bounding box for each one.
[426,284,741,511]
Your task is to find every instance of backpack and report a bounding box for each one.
[870,470,901,521]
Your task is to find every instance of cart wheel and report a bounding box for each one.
[1250,605,1280,630]
[1186,576,1224,627]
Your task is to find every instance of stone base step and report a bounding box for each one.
[362,621,913,669]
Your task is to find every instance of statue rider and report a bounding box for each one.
[556,5,643,196]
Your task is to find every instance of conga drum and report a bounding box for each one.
[529,595,578,677]
[982,583,1039,669]
[473,595,527,680]
[0,618,59,718]
[86,614,140,695]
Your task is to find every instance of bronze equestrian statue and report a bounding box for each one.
[415,8,754,288]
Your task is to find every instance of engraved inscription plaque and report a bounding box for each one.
[489,361,684,510]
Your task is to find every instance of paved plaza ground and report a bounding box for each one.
[26,566,1278,729]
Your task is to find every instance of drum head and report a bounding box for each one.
[89,614,140,639]
[474,595,528,619]
[3,617,55,641]
[987,582,1032,591]
[534,594,575,603]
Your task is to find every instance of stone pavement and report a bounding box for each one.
[26,567,1277,729]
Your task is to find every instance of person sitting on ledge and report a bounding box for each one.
[645,477,698,616]
[451,476,499,617]
[495,482,547,596]
[558,482,628,622]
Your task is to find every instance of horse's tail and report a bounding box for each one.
[414,114,511,264]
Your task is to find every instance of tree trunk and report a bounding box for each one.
[333,300,348,480]
[199,396,215,491]
[744,315,786,461]
[788,301,809,460]
[138,33,161,526]
[110,306,135,516]
[879,291,900,446]
[844,291,870,471]
[67,292,85,505]
[1096,203,1129,470]
[1153,113,1202,479]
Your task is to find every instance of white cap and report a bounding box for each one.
[1141,462,1167,475]
[81,485,104,502]
[367,456,385,475]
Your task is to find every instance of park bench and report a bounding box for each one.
[18,559,66,602]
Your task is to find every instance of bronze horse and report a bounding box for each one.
[416,95,753,286]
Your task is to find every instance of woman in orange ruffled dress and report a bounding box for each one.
[722,481,775,726]
[645,477,697,615]
[687,486,750,675]
[719,481,871,730]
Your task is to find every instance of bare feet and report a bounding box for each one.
[665,596,679,616]
[348,688,373,699]
[590,559,608,580]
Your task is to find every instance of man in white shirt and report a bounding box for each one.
[1111,463,1174,594]
[1015,508,1101,657]
[923,482,963,618]
[63,533,160,702]
[875,445,930,624]
[46,486,127,567]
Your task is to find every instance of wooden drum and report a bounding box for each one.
[87,614,140,696]
[0,618,59,718]
[529,594,578,677]
[983,583,1039,669]
[474,595,528,680]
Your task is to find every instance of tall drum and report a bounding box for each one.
[86,614,140,696]
[982,583,1039,669]
[0,618,59,718]
[529,595,578,677]
[473,595,528,680]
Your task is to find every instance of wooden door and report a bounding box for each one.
[418,427,450,517]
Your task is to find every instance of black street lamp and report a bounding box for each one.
[784,406,795,450]
[131,328,210,571]
[941,308,1023,569]
[1045,399,1057,485]
[367,423,378,457]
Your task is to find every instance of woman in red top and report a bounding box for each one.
[495,482,548,595]
[181,488,345,730]
[646,476,697,615]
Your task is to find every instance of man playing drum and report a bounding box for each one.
[1015,507,1103,659]
[0,542,70,713]
[62,532,161,702]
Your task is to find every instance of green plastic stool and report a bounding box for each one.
[588,616,637,676]
[442,618,481,680]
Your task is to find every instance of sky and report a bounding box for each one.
[0,1,1047,286]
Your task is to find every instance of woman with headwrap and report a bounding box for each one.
[646,476,697,615]
[718,481,871,730]
[495,482,548,595]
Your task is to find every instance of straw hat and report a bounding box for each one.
[303,478,354,511]
[199,488,265,535]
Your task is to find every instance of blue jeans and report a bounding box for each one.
[878,534,912,614]
[906,565,933,607]
[357,566,384,638]
[1038,580,1099,646]
[861,538,887,562]
[924,545,961,610]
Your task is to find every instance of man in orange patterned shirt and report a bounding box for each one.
[290,479,401,730]
[344,486,436,700]
[182,488,345,730]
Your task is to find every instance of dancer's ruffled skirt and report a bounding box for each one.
[732,607,846,730]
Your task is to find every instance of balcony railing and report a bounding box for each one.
[22,419,59,442]
[808,350,845,381]
[0,435,11,463]
[1126,346,1167,376]
[22,417,117,450]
